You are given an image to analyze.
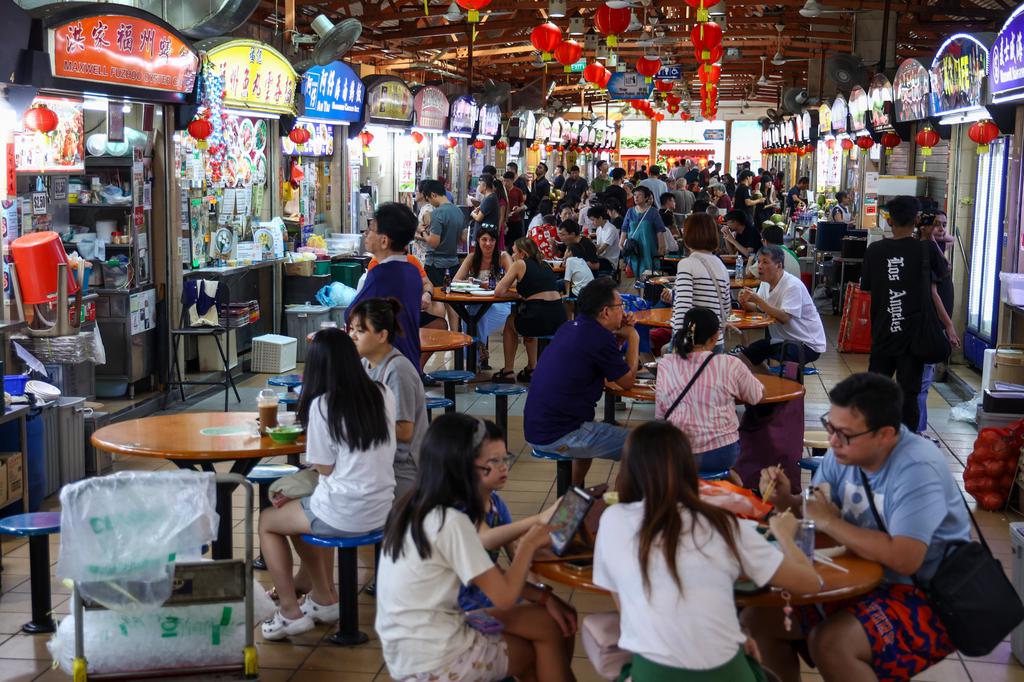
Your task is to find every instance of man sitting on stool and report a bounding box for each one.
[738,245,826,368]
[524,277,639,487]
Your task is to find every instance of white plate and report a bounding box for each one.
[25,380,61,401]
[470,290,494,296]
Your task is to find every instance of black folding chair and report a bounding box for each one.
[168,279,241,411]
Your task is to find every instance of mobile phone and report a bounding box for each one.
[465,611,504,634]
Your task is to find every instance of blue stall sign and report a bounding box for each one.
[301,61,363,124]
[607,72,654,100]
[992,6,1024,102]
[656,65,682,80]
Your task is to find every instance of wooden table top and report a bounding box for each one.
[431,286,521,304]
[420,328,474,352]
[608,374,804,405]
[632,308,774,330]
[91,412,306,461]
[649,275,760,290]
[532,548,883,608]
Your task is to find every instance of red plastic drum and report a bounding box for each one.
[11,231,79,304]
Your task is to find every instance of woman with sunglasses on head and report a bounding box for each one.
[377,413,575,682]
[593,421,820,680]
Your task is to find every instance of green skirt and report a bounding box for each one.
[617,649,769,682]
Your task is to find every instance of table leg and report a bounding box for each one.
[23,535,55,634]
[495,394,509,440]
[450,302,493,376]
[174,459,261,561]
[603,390,618,425]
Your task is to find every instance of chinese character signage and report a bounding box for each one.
[893,58,931,121]
[478,104,501,139]
[206,40,297,115]
[362,76,413,125]
[14,96,84,173]
[301,62,362,124]
[449,96,478,134]
[930,34,988,116]
[991,6,1024,100]
[48,13,198,93]
[281,121,334,157]
[830,95,848,134]
[817,103,832,136]
[413,86,448,130]
[849,86,869,132]
[868,73,895,130]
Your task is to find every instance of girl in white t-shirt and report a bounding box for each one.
[260,328,397,641]
[376,413,573,682]
[563,243,596,297]
[593,421,821,679]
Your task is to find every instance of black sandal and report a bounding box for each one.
[491,369,515,384]
[516,367,533,383]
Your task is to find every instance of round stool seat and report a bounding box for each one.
[0,512,61,537]
[803,431,831,450]
[301,528,384,549]
[798,457,822,472]
[475,384,528,397]
[247,464,299,482]
[268,374,303,389]
[531,448,571,463]
[426,396,455,411]
[279,393,300,405]
[427,370,475,384]
[700,470,731,481]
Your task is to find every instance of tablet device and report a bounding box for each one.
[549,486,594,556]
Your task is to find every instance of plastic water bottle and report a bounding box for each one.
[735,254,744,280]
[442,272,451,293]
[488,273,496,290]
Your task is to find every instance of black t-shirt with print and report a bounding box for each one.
[861,236,948,356]
[734,184,754,223]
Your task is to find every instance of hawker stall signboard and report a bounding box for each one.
[449,95,478,135]
[868,73,896,130]
[893,58,931,121]
[206,40,297,115]
[14,95,84,173]
[413,86,448,131]
[929,34,989,116]
[48,12,198,94]
[830,95,848,134]
[362,76,414,126]
[507,109,536,140]
[817,103,832,136]
[301,61,362,124]
[536,116,552,142]
[991,6,1024,102]
[478,104,501,140]
[849,86,869,132]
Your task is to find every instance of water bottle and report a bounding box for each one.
[442,272,451,293]
[735,254,744,280]
[488,273,496,290]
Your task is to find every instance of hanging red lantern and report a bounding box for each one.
[496,140,508,150]
[698,63,721,85]
[667,103,680,114]
[683,0,714,22]
[531,22,563,61]
[665,93,681,107]
[584,62,606,86]
[187,117,213,142]
[456,0,492,22]
[360,130,374,148]
[797,146,807,157]
[654,79,674,93]
[805,144,815,155]
[23,104,59,134]
[594,4,631,47]
[880,131,901,155]
[691,22,723,62]
[680,111,692,121]
[599,66,612,88]
[546,144,554,152]
[554,40,583,72]
[530,143,540,151]
[448,137,459,148]
[289,127,311,145]
[558,145,566,152]
[840,138,854,151]
[855,136,874,153]
[968,119,999,154]
[411,131,425,144]
[694,44,724,64]
[916,125,940,171]
[473,139,485,150]
[635,56,662,83]
[655,113,665,122]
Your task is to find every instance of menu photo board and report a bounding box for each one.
[205,39,297,115]
[47,11,198,94]
[281,120,334,156]
[930,34,989,116]
[301,61,363,124]
[893,58,931,121]
[849,86,869,132]
[536,116,552,141]
[802,111,814,141]
[14,95,85,173]
[606,71,654,100]
[449,95,478,135]
[550,117,565,143]
[478,104,501,139]
[363,76,414,125]
[817,103,833,136]
[868,73,896,130]
[991,7,1024,102]
[831,95,848,134]
[413,86,448,131]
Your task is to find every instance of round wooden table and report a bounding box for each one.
[432,287,520,374]
[632,308,774,331]
[731,277,761,290]
[306,328,472,354]
[91,412,306,560]
[603,375,804,422]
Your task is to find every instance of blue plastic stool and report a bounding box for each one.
[700,470,731,482]
[425,396,454,422]
[301,528,384,646]
[427,370,475,413]
[798,458,822,472]
[0,512,61,633]
[475,384,528,438]
[531,448,573,497]
[278,393,300,412]
[268,374,303,391]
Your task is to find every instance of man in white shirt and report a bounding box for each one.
[737,245,826,367]
[639,165,669,208]
[588,204,620,269]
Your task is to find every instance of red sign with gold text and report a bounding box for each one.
[49,15,198,94]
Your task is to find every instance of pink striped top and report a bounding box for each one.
[655,352,765,454]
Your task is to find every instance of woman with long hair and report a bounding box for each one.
[470,174,501,246]
[593,421,820,679]
[655,307,763,473]
[376,413,574,682]
[917,210,957,432]
[452,227,515,369]
[492,237,566,383]
[262,328,396,640]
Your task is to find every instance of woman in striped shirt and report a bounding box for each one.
[655,307,764,474]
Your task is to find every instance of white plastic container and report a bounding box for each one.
[1001,272,1024,306]
[250,334,297,374]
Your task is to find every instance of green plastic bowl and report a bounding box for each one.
[267,425,304,444]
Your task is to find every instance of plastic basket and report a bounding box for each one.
[3,374,28,396]
[250,334,297,374]
[838,282,872,354]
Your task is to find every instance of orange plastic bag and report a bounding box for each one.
[699,479,773,520]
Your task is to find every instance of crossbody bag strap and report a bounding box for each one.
[663,353,715,421]
[629,207,653,240]
[693,253,729,323]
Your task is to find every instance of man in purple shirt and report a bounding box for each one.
[524,277,639,487]
[345,203,422,368]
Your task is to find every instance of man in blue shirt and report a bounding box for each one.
[745,373,970,682]
[345,203,423,368]
[524,277,639,487]
[786,176,809,213]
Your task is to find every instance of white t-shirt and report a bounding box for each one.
[593,502,783,669]
[376,507,496,676]
[564,256,595,296]
[596,223,621,262]
[755,271,827,353]
[305,391,397,533]
[528,213,547,231]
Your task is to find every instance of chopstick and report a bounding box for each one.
[762,478,777,504]
[813,553,849,573]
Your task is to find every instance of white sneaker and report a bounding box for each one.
[300,595,340,624]
[261,610,315,640]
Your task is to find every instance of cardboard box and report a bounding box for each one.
[284,260,314,277]
[0,452,23,503]
[0,460,8,508]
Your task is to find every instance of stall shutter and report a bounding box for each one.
[913,139,949,208]
[887,142,912,175]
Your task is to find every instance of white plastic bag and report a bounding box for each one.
[57,471,218,611]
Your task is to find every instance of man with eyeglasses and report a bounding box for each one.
[744,372,970,682]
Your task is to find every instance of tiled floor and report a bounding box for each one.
[1,315,1023,681]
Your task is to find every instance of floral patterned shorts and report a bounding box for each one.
[397,630,509,682]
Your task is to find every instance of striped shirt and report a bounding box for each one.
[655,352,765,453]
[671,253,732,331]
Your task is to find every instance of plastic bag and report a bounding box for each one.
[57,471,218,612]
[698,480,773,520]
[950,394,981,424]
[315,282,356,308]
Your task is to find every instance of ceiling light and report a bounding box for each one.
[122,103,131,113]
[799,0,823,17]
[626,11,642,32]
[549,0,567,18]
[772,51,786,65]
[709,1,727,16]
[569,17,585,35]
[445,2,462,21]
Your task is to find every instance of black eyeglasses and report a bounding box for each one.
[819,414,875,446]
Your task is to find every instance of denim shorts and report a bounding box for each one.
[696,441,740,473]
[529,421,629,461]
[299,497,364,538]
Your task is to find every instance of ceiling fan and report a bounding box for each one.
[771,24,809,65]
[443,2,513,21]
[799,0,867,17]
[605,0,653,8]
[757,56,769,86]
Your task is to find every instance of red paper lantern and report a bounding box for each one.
[546,144,554,152]
[496,140,508,150]
[680,111,692,121]
[826,138,835,150]
[667,103,679,114]
[694,44,724,64]
[554,40,583,71]
[558,145,566,152]
[665,93,681,107]
[411,131,425,144]
[187,117,213,142]
[635,56,662,82]
[684,0,713,22]
[805,144,814,155]
[655,113,665,122]
[691,22,723,62]
[599,67,612,88]
[584,62,606,86]
[456,0,492,22]
[473,139,485,150]
[289,127,311,145]
[23,104,59,134]
[448,137,459,148]
[594,4,631,47]
[855,136,874,152]
[654,79,674,93]
[698,63,721,85]
[359,130,374,147]
[968,119,999,153]
[880,131,901,155]
[840,138,854,150]
[531,22,562,60]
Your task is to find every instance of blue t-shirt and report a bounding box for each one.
[345,259,422,368]
[524,316,631,445]
[458,492,513,612]
[812,427,970,584]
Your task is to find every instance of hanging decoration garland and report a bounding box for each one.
[196,57,227,185]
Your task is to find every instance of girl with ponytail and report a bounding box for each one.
[655,307,764,474]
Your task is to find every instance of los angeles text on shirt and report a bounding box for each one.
[886,256,907,333]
